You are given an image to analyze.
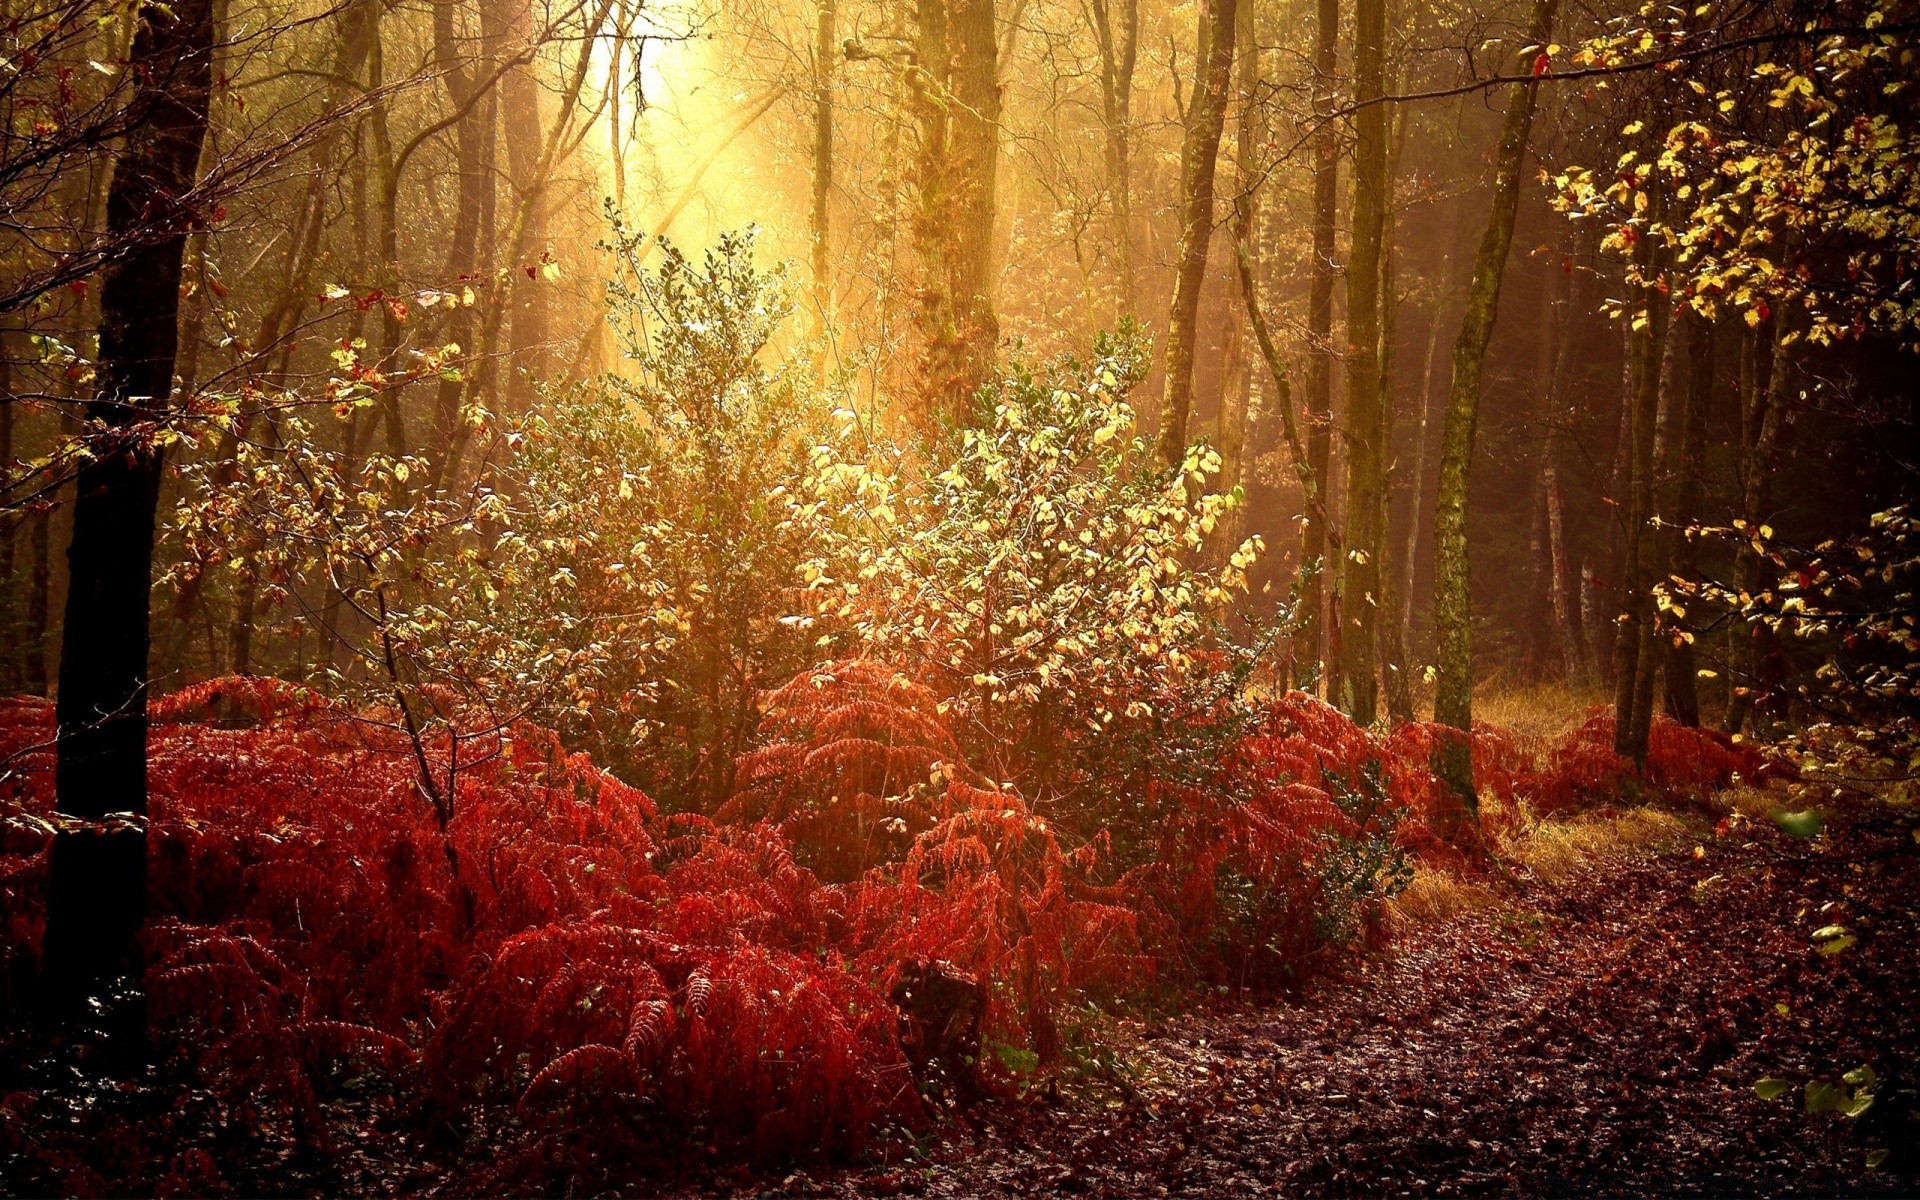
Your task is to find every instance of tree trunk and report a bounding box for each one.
[1377,235,1415,726]
[1332,0,1388,723]
[1541,258,1589,684]
[45,0,213,1016]
[1089,0,1139,311]
[1155,0,1235,469]
[1610,186,1671,765]
[1287,0,1339,690]
[1519,266,1564,680]
[1,348,14,692]
[1215,0,1261,517]
[500,0,549,407]
[1724,314,1793,736]
[1428,0,1556,820]
[25,500,50,696]
[1626,323,1682,755]
[1662,312,1712,725]
[811,0,836,371]
[912,0,1001,423]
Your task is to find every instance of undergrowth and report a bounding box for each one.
[0,672,1765,1192]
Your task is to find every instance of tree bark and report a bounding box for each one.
[1724,314,1793,736]
[1626,322,1682,754]
[1541,257,1589,684]
[1215,0,1261,517]
[1155,0,1235,469]
[1662,312,1711,725]
[1428,0,1556,819]
[500,0,549,407]
[1376,81,1413,726]
[1089,0,1139,312]
[24,500,50,696]
[912,0,1001,423]
[811,0,836,370]
[1611,187,1671,764]
[45,0,214,1015]
[1292,0,1339,692]
[1333,0,1387,723]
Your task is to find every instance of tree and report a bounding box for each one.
[1333,0,1386,722]
[42,0,214,1013]
[1427,0,1557,821]
[1293,0,1340,689]
[911,0,1002,421]
[1155,0,1236,469]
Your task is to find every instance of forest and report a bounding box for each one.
[0,0,1915,1190]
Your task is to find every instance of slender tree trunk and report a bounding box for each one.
[430,0,490,444]
[811,0,836,375]
[1520,266,1564,680]
[1,348,14,692]
[44,0,214,1016]
[1333,0,1391,723]
[1395,190,1473,686]
[500,0,549,406]
[1215,0,1261,517]
[1377,225,1415,725]
[1155,0,1235,468]
[1611,186,1671,765]
[1662,312,1711,725]
[1089,0,1139,311]
[1428,0,1556,820]
[25,501,50,695]
[365,0,409,458]
[1541,257,1589,684]
[1627,324,1682,754]
[1292,0,1338,690]
[1725,315,1793,736]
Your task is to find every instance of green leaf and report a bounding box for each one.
[993,1043,1040,1076]
[1812,925,1857,956]
[1754,1077,1792,1101]
[1867,1149,1889,1170]
[1842,1065,1876,1089]
[1805,1079,1846,1114]
[1774,810,1825,838]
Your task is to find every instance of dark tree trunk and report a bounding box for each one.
[45,0,214,1016]
[25,500,50,696]
[1724,315,1794,736]
[1520,265,1564,680]
[1627,322,1682,754]
[1541,258,1589,684]
[1611,184,1671,765]
[1662,313,1712,726]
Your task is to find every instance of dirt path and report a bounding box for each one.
[791,801,1919,1198]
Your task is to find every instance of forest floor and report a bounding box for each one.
[733,795,1920,1199]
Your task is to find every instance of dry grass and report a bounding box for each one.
[1474,682,1611,750]
[1388,805,1696,931]
[1503,806,1693,884]
[1388,867,1499,928]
